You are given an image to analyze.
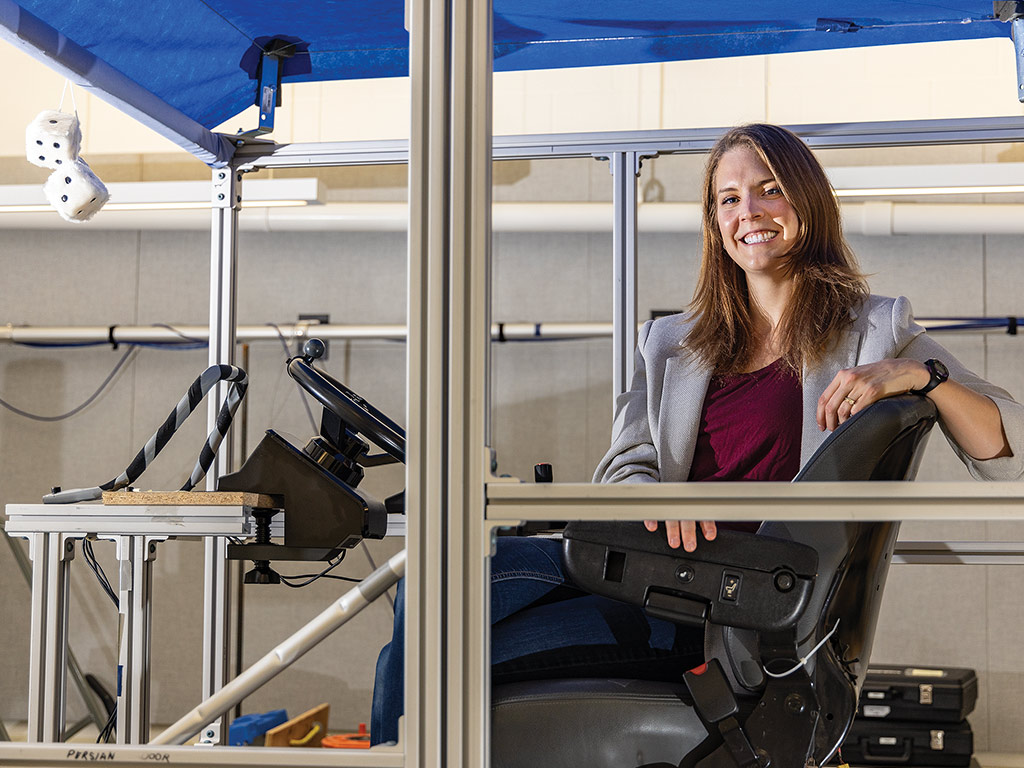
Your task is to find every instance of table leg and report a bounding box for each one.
[114,536,157,744]
[25,533,74,742]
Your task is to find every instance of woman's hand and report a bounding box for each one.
[644,519,717,551]
[817,358,929,431]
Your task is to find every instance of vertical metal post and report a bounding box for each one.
[42,534,73,742]
[132,537,156,744]
[448,0,493,765]
[406,0,448,761]
[25,532,48,742]
[113,536,156,744]
[25,532,72,742]
[200,167,240,744]
[610,151,641,399]
[407,0,492,764]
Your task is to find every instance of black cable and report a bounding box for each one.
[82,539,118,607]
[267,322,319,432]
[0,347,137,422]
[278,552,358,588]
[150,323,207,345]
[131,341,207,350]
[96,704,117,743]
[284,573,361,585]
[82,541,113,597]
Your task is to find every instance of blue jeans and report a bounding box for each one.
[370,537,703,745]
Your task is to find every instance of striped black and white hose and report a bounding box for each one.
[43,365,248,504]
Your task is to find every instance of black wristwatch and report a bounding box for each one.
[910,358,949,395]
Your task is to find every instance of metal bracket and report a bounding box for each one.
[1013,18,1024,102]
[995,1,1024,22]
[244,39,296,137]
[594,151,658,176]
[995,3,1024,101]
[212,169,242,210]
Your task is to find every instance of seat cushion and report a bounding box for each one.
[491,678,713,768]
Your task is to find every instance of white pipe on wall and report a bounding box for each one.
[0,201,1022,234]
[0,319,1008,346]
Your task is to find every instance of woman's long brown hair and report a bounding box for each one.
[686,123,869,375]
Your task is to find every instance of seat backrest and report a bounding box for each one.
[761,394,936,674]
[721,394,937,755]
[793,393,937,484]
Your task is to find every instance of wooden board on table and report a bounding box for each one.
[102,490,279,508]
[264,703,330,748]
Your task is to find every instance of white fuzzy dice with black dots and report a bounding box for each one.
[25,108,109,222]
[25,110,82,170]
[43,159,109,223]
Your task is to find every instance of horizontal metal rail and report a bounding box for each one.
[232,116,1024,170]
[0,318,1014,346]
[893,541,1024,565]
[485,481,1024,522]
[0,743,404,767]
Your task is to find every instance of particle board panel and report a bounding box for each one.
[101,490,278,508]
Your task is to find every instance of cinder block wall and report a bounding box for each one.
[1,156,1022,750]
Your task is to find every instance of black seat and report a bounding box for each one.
[492,394,937,768]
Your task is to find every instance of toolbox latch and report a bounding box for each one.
[930,730,945,751]
[919,683,934,705]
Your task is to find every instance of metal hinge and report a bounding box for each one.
[995,1,1024,22]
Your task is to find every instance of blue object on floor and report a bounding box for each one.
[228,709,288,746]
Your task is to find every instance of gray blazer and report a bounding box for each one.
[594,295,1024,484]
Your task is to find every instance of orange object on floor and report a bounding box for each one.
[322,723,371,749]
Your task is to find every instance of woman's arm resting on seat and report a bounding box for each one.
[817,358,1011,461]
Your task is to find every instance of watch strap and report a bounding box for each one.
[910,358,948,396]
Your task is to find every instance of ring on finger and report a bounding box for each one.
[843,396,857,406]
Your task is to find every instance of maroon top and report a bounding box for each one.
[687,358,803,532]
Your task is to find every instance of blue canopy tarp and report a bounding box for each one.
[0,1,1012,165]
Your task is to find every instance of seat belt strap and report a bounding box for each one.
[683,660,765,768]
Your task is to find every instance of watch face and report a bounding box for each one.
[931,359,949,381]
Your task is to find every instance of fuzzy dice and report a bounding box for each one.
[25,110,82,170]
[43,159,110,222]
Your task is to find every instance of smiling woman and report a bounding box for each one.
[594,122,1024,552]
[689,123,867,378]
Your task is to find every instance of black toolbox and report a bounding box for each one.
[857,666,977,723]
[839,719,973,767]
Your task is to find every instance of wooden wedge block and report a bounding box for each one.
[264,703,330,748]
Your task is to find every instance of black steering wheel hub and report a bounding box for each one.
[287,339,406,463]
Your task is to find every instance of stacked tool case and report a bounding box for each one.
[837,666,977,766]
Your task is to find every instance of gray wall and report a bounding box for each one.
[1,155,1022,750]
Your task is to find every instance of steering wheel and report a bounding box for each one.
[287,339,406,463]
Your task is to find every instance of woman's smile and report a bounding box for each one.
[715,145,800,275]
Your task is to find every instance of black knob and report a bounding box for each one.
[534,463,553,483]
[774,570,796,592]
[302,338,326,361]
[675,565,695,583]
